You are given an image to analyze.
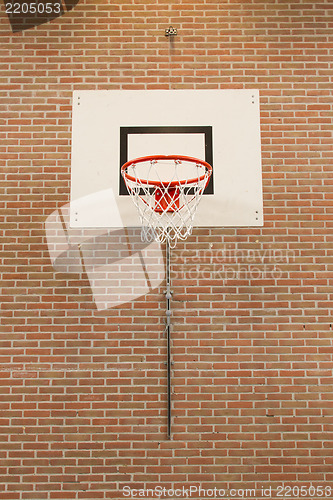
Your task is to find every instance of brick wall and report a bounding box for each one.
[1,0,333,498]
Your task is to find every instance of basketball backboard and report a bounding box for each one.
[70,89,263,229]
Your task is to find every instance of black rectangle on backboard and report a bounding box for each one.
[119,126,214,195]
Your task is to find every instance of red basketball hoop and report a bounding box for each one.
[121,155,212,246]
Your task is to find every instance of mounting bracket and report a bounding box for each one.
[165,26,178,36]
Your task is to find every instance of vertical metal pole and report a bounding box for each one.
[165,236,172,439]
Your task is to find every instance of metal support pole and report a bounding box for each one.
[165,237,172,439]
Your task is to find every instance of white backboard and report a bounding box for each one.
[70,90,263,228]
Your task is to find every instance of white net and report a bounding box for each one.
[121,156,212,247]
